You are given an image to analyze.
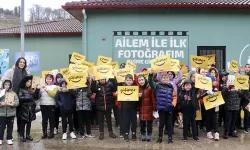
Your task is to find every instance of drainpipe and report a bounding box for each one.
[82,9,87,57]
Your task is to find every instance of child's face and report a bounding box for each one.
[161,75,169,84]
[99,79,106,85]
[138,77,145,86]
[167,72,174,80]
[46,77,53,85]
[57,77,61,83]
[184,83,192,91]
[26,80,32,88]
[200,70,206,76]
[222,76,227,81]
[125,78,133,86]
[210,70,216,77]
[4,82,10,90]
[191,74,195,82]
[61,82,66,88]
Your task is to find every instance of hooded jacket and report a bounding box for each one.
[0,80,19,117]
[75,82,92,111]
[222,86,242,111]
[18,76,40,122]
[55,88,75,111]
[148,74,177,112]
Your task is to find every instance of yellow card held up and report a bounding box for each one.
[190,55,208,69]
[235,75,249,90]
[81,61,94,75]
[203,91,225,110]
[70,52,86,64]
[195,74,212,91]
[117,86,139,101]
[150,54,171,72]
[69,64,89,73]
[170,59,180,72]
[32,76,41,89]
[65,72,87,89]
[180,62,188,74]
[115,68,134,83]
[126,60,136,71]
[97,56,112,65]
[228,60,238,73]
[205,54,216,65]
[4,92,16,106]
[108,61,119,70]
[60,68,70,77]
[94,65,114,80]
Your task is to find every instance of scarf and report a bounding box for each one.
[12,66,28,93]
[139,77,148,89]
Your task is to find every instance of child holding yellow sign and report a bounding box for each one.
[148,68,177,144]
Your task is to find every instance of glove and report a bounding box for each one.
[206,91,214,95]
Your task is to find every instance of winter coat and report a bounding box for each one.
[55,89,75,111]
[139,84,156,120]
[178,88,199,114]
[1,66,30,84]
[75,87,92,111]
[157,71,182,93]
[18,88,40,122]
[0,91,19,117]
[148,74,177,112]
[222,87,242,111]
[91,81,115,111]
[39,88,56,106]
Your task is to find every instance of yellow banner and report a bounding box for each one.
[205,54,216,65]
[125,60,136,71]
[195,73,212,91]
[69,64,88,73]
[235,75,249,90]
[180,62,188,74]
[228,60,238,72]
[82,61,94,75]
[65,72,87,89]
[203,91,225,110]
[190,55,208,69]
[170,59,180,72]
[115,68,134,83]
[150,54,171,72]
[60,68,70,77]
[70,52,86,64]
[42,71,52,81]
[108,61,119,70]
[117,86,139,101]
[97,56,112,65]
[137,71,150,80]
[32,76,41,89]
[94,65,114,80]
[5,92,16,106]
[196,101,202,121]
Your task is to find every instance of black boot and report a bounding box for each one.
[109,132,117,138]
[99,132,104,140]
[26,135,33,141]
[20,136,26,142]
[168,136,173,144]
[124,133,129,142]
[132,132,136,141]
[48,131,55,139]
[157,136,162,143]
[41,128,47,139]
[223,132,228,139]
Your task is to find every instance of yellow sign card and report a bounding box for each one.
[180,62,188,74]
[81,61,94,75]
[108,61,119,70]
[195,73,212,91]
[204,54,215,65]
[94,65,114,80]
[150,54,171,72]
[117,86,139,101]
[5,92,16,106]
[69,64,88,73]
[228,60,238,73]
[203,91,225,110]
[115,68,134,83]
[97,56,112,65]
[170,59,180,72]
[235,75,249,90]
[60,68,70,77]
[125,60,136,71]
[190,55,208,69]
[65,72,87,89]
[70,52,86,64]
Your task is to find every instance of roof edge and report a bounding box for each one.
[0,32,82,36]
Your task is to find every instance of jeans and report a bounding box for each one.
[0,116,14,140]
[183,113,197,139]
[97,110,113,133]
[122,108,137,134]
[61,110,74,133]
[225,110,237,134]
[158,111,173,137]
[78,110,91,135]
[206,108,219,133]
[140,120,153,135]
[41,105,55,134]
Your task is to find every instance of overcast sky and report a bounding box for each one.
[0,0,73,20]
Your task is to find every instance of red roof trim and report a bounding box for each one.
[0,32,82,36]
[62,4,250,9]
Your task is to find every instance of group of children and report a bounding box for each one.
[0,62,249,145]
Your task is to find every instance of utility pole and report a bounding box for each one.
[21,0,25,57]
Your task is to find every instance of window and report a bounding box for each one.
[197,46,226,70]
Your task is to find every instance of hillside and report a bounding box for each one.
[0,13,20,29]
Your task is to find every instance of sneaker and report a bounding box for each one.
[230,132,238,138]
[183,137,187,142]
[207,132,214,139]
[194,137,199,142]
[85,134,95,138]
[109,132,117,138]
[223,133,229,139]
[214,132,219,141]
[124,133,129,142]
[54,128,58,135]
[70,132,76,139]
[0,140,2,145]
[62,133,67,140]
[119,135,124,138]
[7,140,13,145]
[78,135,85,139]
[168,137,173,144]
[141,135,146,141]
[132,132,136,141]
[146,135,152,142]
[244,129,249,134]
[99,133,104,140]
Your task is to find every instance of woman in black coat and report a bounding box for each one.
[18,76,40,142]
